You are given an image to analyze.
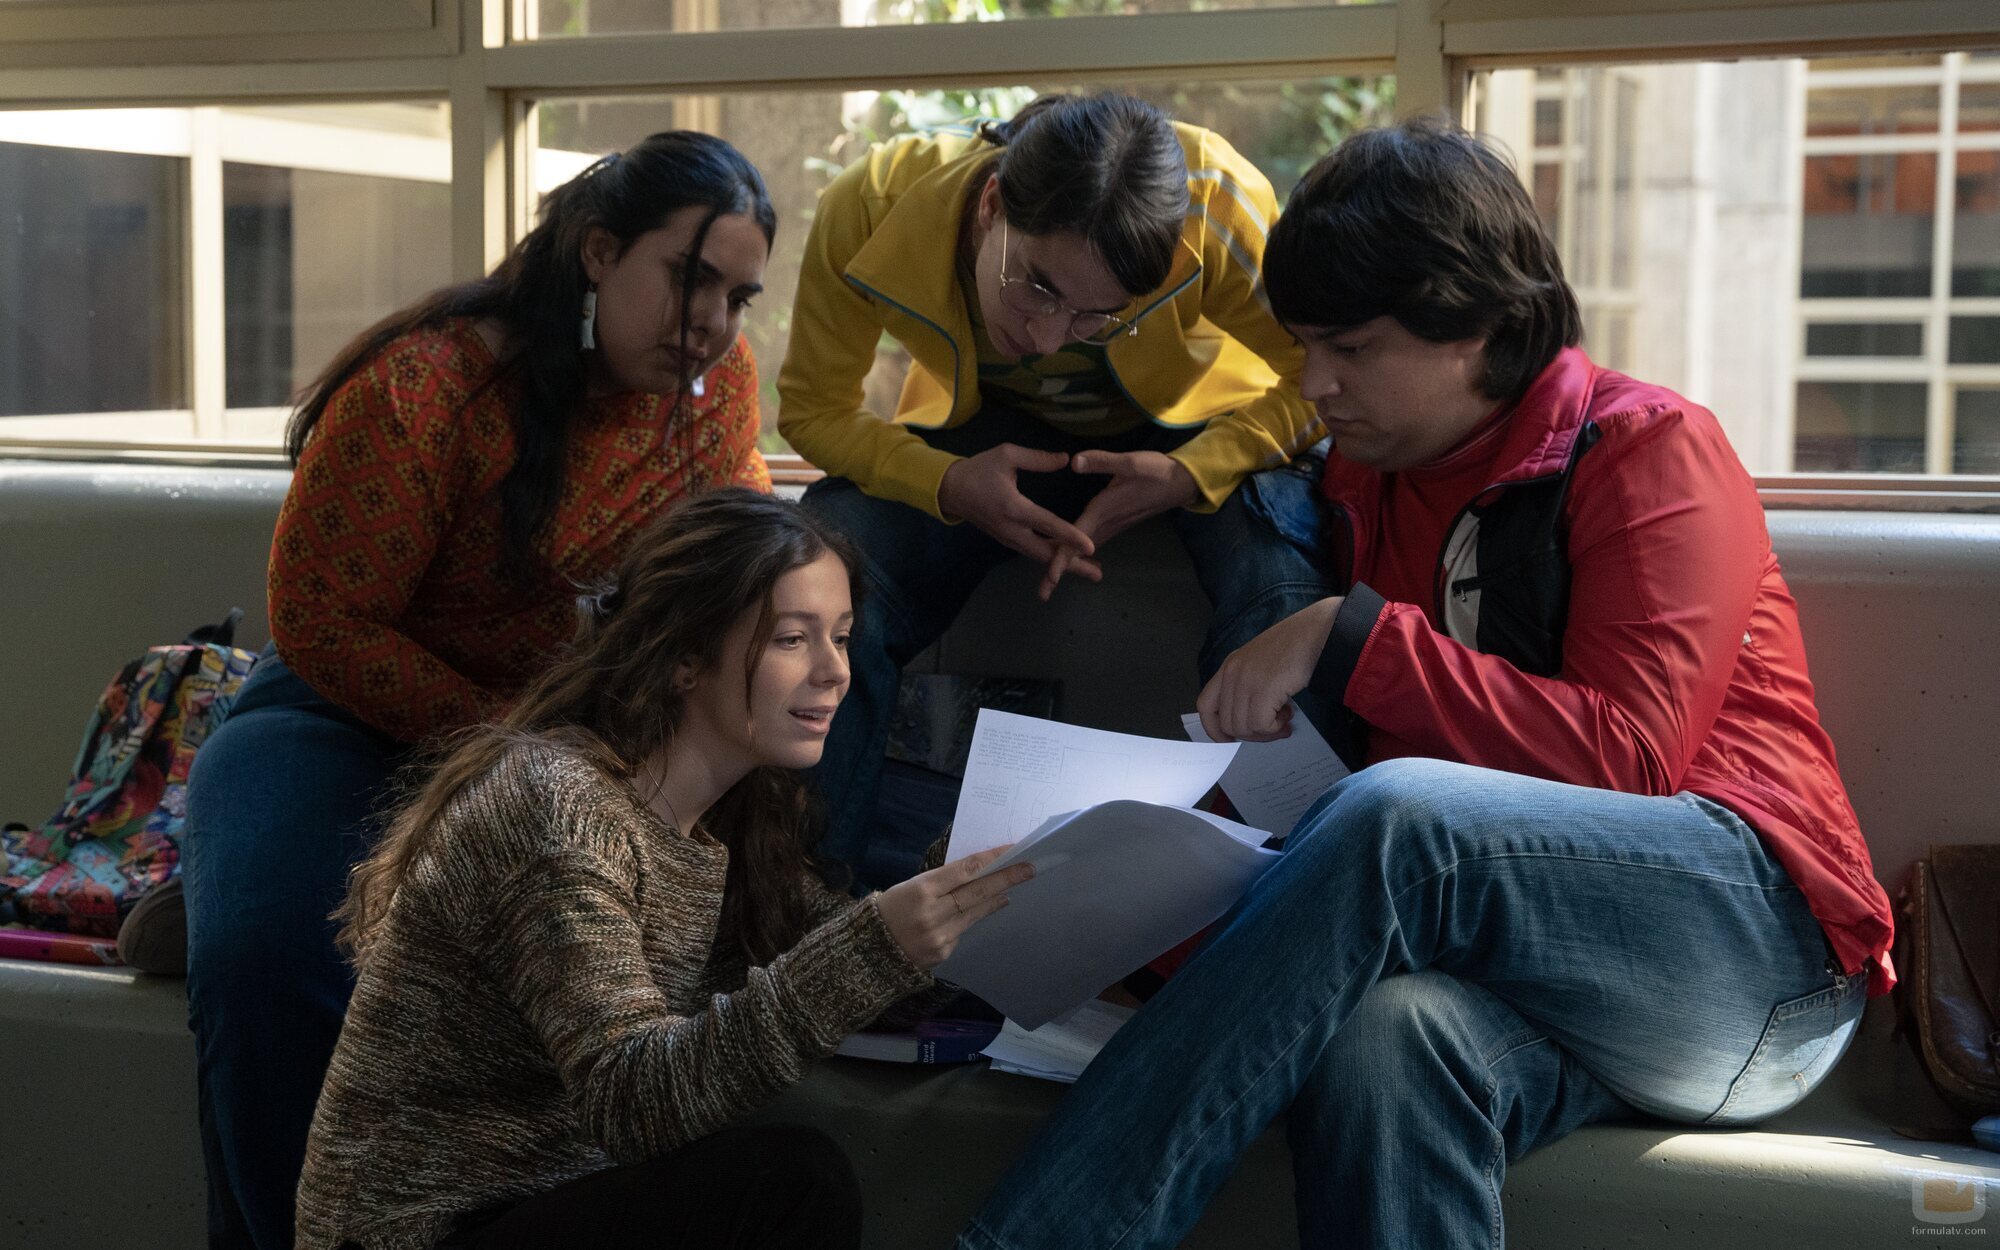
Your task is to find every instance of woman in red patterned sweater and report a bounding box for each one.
[180,130,775,1250]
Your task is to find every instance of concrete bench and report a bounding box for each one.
[3,460,1997,1249]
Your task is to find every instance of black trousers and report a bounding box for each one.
[434,1124,863,1250]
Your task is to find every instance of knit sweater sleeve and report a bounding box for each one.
[268,335,501,742]
[482,844,931,1165]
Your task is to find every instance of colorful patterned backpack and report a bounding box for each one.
[1,612,258,936]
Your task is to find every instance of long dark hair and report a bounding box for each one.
[287,131,776,586]
[1265,116,1582,404]
[977,92,1190,296]
[336,489,861,967]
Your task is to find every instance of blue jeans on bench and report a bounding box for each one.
[183,645,409,1250]
[958,758,1867,1250]
[800,407,1337,879]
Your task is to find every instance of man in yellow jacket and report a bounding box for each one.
[780,92,1330,874]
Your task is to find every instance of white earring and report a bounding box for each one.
[580,287,598,350]
[691,375,705,399]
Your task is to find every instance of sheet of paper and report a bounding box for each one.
[1181,700,1349,839]
[982,999,1135,1084]
[937,799,1278,1029]
[947,709,1241,861]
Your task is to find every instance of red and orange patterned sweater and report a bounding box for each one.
[269,319,770,744]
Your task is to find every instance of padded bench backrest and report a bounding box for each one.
[0,460,1993,897]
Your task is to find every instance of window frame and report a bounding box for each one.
[0,0,1996,509]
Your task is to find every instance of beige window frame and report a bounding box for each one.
[0,0,1996,506]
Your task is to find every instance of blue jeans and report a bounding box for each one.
[801,409,1336,875]
[183,645,410,1250]
[959,758,1867,1250]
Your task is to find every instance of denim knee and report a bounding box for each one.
[1292,758,1479,852]
[1310,973,1503,1109]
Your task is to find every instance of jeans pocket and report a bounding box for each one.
[1704,971,1867,1126]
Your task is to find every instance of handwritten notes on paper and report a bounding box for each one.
[946,711,1240,861]
[1181,700,1350,840]
[935,708,1350,1028]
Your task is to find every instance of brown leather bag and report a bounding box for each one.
[1896,844,2000,1116]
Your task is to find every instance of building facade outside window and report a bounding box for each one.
[1480,51,2000,478]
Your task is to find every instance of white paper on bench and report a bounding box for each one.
[936,799,1280,1029]
[945,708,1242,861]
[982,999,1136,1084]
[1180,700,1349,840]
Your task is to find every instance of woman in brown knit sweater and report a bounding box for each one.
[296,489,1032,1250]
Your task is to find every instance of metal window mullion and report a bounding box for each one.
[1802,133,1948,157]
[1780,56,1808,472]
[1444,0,2000,62]
[1928,52,1962,474]
[187,105,224,440]
[483,7,1399,93]
[1395,0,1453,119]
[1556,71,1580,283]
[1593,69,1616,318]
[450,0,512,282]
[1799,297,1937,318]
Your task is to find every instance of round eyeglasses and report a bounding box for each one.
[996,221,1139,346]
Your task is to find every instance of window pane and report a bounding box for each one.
[1960,81,2000,134]
[222,104,451,412]
[1951,149,2000,296]
[1794,380,1928,472]
[1533,97,1562,149]
[1954,388,2000,473]
[1806,85,1941,137]
[1947,316,2000,364]
[0,139,187,419]
[537,77,1393,453]
[528,0,1378,37]
[1804,322,1923,357]
[1801,151,1936,297]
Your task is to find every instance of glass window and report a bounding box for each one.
[1794,381,1928,472]
[1947,316,2000,364]
[537,77,1393,453]
[1477,50,2000,479]
[0,102,449,450]
[1801,151,1936,298]
[526,0,1378,39]
[1806,85,1941,137]
[1960,81,2000,134]
[221,104,451,427]
[224,164,451,409]
[1951,151,2000,296]
[0,140,187,420]
[1805,322,1924,357]
[1954,387,2000,473]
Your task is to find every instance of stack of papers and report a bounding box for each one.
[981,999,1136,1084]
[937,707,1348,1029]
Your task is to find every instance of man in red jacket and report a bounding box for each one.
[958,117,1896,1250]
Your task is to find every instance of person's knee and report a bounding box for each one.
[1305,758,1496,850]
[1315,973,1476,1109]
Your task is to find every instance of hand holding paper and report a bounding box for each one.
[1182,700,1349,840]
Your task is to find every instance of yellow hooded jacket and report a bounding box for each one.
[776,124,1319,521]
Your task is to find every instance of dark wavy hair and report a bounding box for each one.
[978,92,1190,296]
[286,131,776,587]
[337,489,862,968]
[1265,115,1582,404]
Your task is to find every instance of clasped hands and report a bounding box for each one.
[935,443,1200,602]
